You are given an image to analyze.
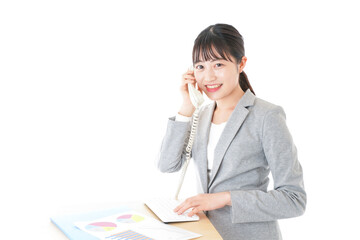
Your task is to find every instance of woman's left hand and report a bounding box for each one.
[173,192,232,217]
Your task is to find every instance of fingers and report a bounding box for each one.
[187,207,200,217]
[182,74,196,88]
[182,70,195,81]
[173,202,183,213]
[173,193,229,217]
[181,68,200,94]
[173,197,199,216]
[183,69,202,93]
[173,201,189,215]
[183,74,195,79]
[184,79,196,84]
[183,75,195,83]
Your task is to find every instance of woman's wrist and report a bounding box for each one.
[225,191,232,206]
[178,103,195,117]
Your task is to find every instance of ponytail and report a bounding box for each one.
[239,71,255,95]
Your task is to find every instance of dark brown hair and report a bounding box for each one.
[192,23,255,95]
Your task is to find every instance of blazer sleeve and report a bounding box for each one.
[229,106,307,223]
[156,116,193,173]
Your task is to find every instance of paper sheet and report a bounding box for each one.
[75,211,202,240]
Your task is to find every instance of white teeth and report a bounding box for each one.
[207,84,222,89]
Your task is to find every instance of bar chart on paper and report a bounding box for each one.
[105,230,154,240]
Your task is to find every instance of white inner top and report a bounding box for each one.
[207,122,227,181]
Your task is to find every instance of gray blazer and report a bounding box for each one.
[156,89,306,240]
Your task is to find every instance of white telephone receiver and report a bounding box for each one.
[187,66,204,108]
[174,66,204,200]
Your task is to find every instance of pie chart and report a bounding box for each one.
[85,222,117,232]
[116,214,145,223]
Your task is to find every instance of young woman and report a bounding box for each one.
[156,23,306,240]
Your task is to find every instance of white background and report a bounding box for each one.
[1,0,359,239]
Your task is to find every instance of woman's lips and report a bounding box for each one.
[206,84,223,92]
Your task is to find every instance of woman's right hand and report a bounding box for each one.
[178,68,203,117]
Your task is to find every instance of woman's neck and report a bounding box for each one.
[215,85,245,112]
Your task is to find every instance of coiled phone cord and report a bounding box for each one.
[174,107,200,200]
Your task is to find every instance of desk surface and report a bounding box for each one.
[51,201,223,240]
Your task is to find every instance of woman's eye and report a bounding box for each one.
[215,63,223,67]
[195,65,203,70]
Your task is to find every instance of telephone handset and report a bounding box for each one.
[174,67,204,200]
[188,83,205,109]
[187,65,204,108]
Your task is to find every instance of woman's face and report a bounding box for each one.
[193,52,246,101]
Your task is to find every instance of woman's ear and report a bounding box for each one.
[238,56,247,72]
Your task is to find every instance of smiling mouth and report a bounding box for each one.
[206,84,223,92]
[206,84,222,89]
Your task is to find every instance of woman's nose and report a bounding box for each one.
[204,68,216,82]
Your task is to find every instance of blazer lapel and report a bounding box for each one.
[208,89,256,188]
[195,102,216,193]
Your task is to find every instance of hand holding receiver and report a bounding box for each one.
[179,66,204,116]
[188,82,204,109]
[187,65,204,108]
